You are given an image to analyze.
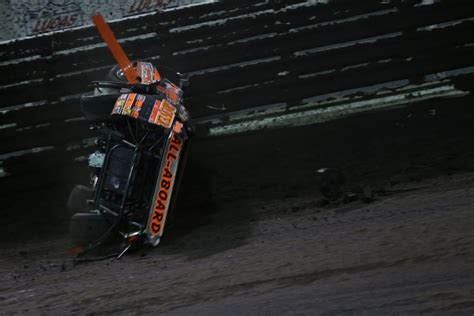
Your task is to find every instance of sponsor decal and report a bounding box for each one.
[24,1,83,35]
[149,100,161,124]
[113,94,175,129]
[112,94,128,114]
[148,99,176,129]
[173,121,184,134]
[131,95,146,118]
[155,99,176,129]
[148,131,183,239]
[126,0,170,16]
[164,80,183,105]
[123,93,137,115]
[138,62,156,84]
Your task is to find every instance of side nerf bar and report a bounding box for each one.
[146,120,186,246]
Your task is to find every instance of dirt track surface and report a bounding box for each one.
[1,171,473,315]
[2,96,474,315]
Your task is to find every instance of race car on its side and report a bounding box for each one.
[67,15,193,258]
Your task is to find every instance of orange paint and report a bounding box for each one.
[173,121,184,134]
[149,132,183,237]
[156,99,176,129]
[123,93,137,115]
[149,100,161,124]
[167,90,179,104]
[92,14,138,84]
[132,95,146,118]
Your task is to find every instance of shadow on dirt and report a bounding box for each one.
[160,145,255,259]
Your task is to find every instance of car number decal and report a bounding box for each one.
[149,99,176,129]
[113,94,177,129]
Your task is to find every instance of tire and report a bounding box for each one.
[67,185,94,213]
[69,212,113,246]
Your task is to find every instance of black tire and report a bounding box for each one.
[67,185,94,213]
[70,212,113,246]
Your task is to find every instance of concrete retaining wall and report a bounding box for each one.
[0,0,473,228]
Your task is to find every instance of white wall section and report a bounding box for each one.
[0,0,215,41]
